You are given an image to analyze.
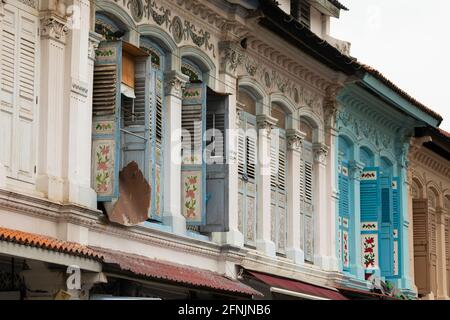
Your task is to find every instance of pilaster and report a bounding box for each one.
[163,70,189,235]
[36,12,69,202]
[285,129,305,264]
[255,114,277,257]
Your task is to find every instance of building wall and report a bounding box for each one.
[0,0,351,294]
[409,139,450,300]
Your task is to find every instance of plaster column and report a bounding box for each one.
[163,70,189,235]
[256,114,277,257]
[436,208,449,299]
[398,158,415,293]
[349,160,365,280]
[0,1,5,188]
[325,126,340,271]
[62,0,97,209]
[286,129,305,264]
[212,47,244,247]
[312,143,330,269]
[36,12,69,202]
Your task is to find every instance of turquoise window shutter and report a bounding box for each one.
[360,167,380,223]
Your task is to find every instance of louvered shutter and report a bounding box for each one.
[0,4,38,182]
[181,82,206,225]
[200,90,229,232]
[380,176,394,277]
[121,56,151,183]
[237,112,257,244]
[392,177,401,277]
[149,70,164,221]
[91,41,122,201]
[360,168,380,222]
[412,199,431,295]
[302,141,314,263]
[338,161,350,269]
[270,130,287,253]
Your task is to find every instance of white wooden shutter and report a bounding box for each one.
[0,4,38,182]
[302,141,314,262]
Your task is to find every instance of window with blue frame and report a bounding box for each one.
[91,14,164,224]
[181,58,229,234]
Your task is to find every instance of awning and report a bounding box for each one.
[336,286,401,300]
[90,246,262,297]
[247,270,348,300]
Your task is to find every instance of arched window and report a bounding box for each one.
[300,119,315,263]
[236,88,258,246]
[95,13,126,40]
[271,103,288,254]
[180,56,228,233]
[337,136,351,270]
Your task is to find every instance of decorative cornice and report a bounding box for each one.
[40,13,69,43]
[410,145,450,180]
[164,70,190,98]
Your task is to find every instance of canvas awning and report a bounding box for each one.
[246,270,348,300]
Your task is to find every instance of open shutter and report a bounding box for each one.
[302,142,314,263]
[237,112,257,244]
[200,89,229,232]
[91,41,122,202]
[149,70,164,221]
[413,199,431,295]
[0,4,38,182]
[181,82,206,225]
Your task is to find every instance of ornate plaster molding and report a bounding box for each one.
[313,143,329,165]
[164,70,190,98]
[286,129,306,151]
[88,32,103,61]
[256,114,277,137]
[40,13,69,43]
[349,160,365,181]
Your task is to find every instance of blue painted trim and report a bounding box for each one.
[361,73,441,127]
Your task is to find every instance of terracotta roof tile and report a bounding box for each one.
[90,246,262,297]
[329,0,348,11]
[0,227,261,296]
[0,227,102,259]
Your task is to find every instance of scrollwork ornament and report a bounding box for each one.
[170,16,183,44]
[128,0,144,22]
[40,15,69,43]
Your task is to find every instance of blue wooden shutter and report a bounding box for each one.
[392,177,401,277]
[200,90,229,232]
[338,161,350,270]
[149,70,164,221]
[360,167,380,222]
[181,82,206,225]
[380,176,394,276]
[92,41,122,202]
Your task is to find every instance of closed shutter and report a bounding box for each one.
[237,112,257,244]
[338,161,350,270]
[412,199,431,295]
[392,178,401,277]
[91,41,122,201]
[0,4,38,182]
[302,142,314,263]
[181,82,206,225]
[270,130,287,253]
[200,90,230,233]
[360,168,380,222]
